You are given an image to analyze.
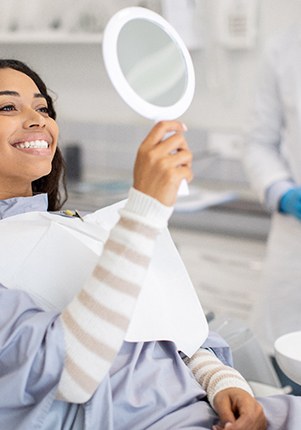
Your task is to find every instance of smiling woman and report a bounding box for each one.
[0,59,66,210]
[0,58,300,430]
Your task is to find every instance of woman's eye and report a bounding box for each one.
[0,104,16,111]
[37,106,49,114]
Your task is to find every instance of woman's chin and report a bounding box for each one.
[30,165,53,182]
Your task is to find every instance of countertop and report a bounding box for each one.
[64,178,270,241]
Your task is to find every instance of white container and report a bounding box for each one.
[274,331,301,385]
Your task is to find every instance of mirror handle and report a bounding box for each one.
[178,179,189,196]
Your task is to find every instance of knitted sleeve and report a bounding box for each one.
[184,347,254,409]
[57,188,173,403]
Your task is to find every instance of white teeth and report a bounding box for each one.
[14,140,49,149]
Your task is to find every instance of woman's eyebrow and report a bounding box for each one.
[0,90,46,99]
[34,93,46,99]
[0,90,20,96]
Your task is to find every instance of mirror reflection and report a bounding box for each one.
[117,19,187,107]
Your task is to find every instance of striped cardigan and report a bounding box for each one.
[57,188,173,402]
[56,187,252,406]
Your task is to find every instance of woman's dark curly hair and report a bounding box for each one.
[0,59,67,211]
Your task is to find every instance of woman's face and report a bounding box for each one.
[0,67,58,198]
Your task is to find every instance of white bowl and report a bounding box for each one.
[274,331,301,385]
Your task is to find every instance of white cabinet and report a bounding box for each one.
[170,228,266,324]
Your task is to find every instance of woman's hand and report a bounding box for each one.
[133,120,193,206]
[212,388,267,430]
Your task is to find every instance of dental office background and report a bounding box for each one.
[0,0,299,326]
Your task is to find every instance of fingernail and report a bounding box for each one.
[182,122,188,131]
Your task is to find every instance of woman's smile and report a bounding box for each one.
[10,132,53,156]
[12,142,52,155]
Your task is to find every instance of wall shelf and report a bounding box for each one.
[0,32,103,44]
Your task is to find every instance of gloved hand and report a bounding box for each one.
[279,188,301,220]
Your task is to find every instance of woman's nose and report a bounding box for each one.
[23,109,46,129]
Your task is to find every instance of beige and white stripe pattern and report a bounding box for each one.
[184,348,254,409]
[57,188,173,403]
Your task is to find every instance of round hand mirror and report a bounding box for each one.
[102,7,195,194]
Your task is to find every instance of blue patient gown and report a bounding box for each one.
[1,196,301,430]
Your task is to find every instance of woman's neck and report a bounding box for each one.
[0,184,32,200]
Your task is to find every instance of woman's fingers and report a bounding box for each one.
[169,146,193,167]
[141,120,188,149]
[133,120,192,206]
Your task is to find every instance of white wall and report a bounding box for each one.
[186,0,301,132]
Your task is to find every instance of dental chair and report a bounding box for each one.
[208,314,292,396]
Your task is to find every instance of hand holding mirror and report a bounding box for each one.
[102,7,195,195]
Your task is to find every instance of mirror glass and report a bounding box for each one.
[102,7,195,121]
[117,19,187,107]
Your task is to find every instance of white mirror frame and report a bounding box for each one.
[102,7,195,122]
